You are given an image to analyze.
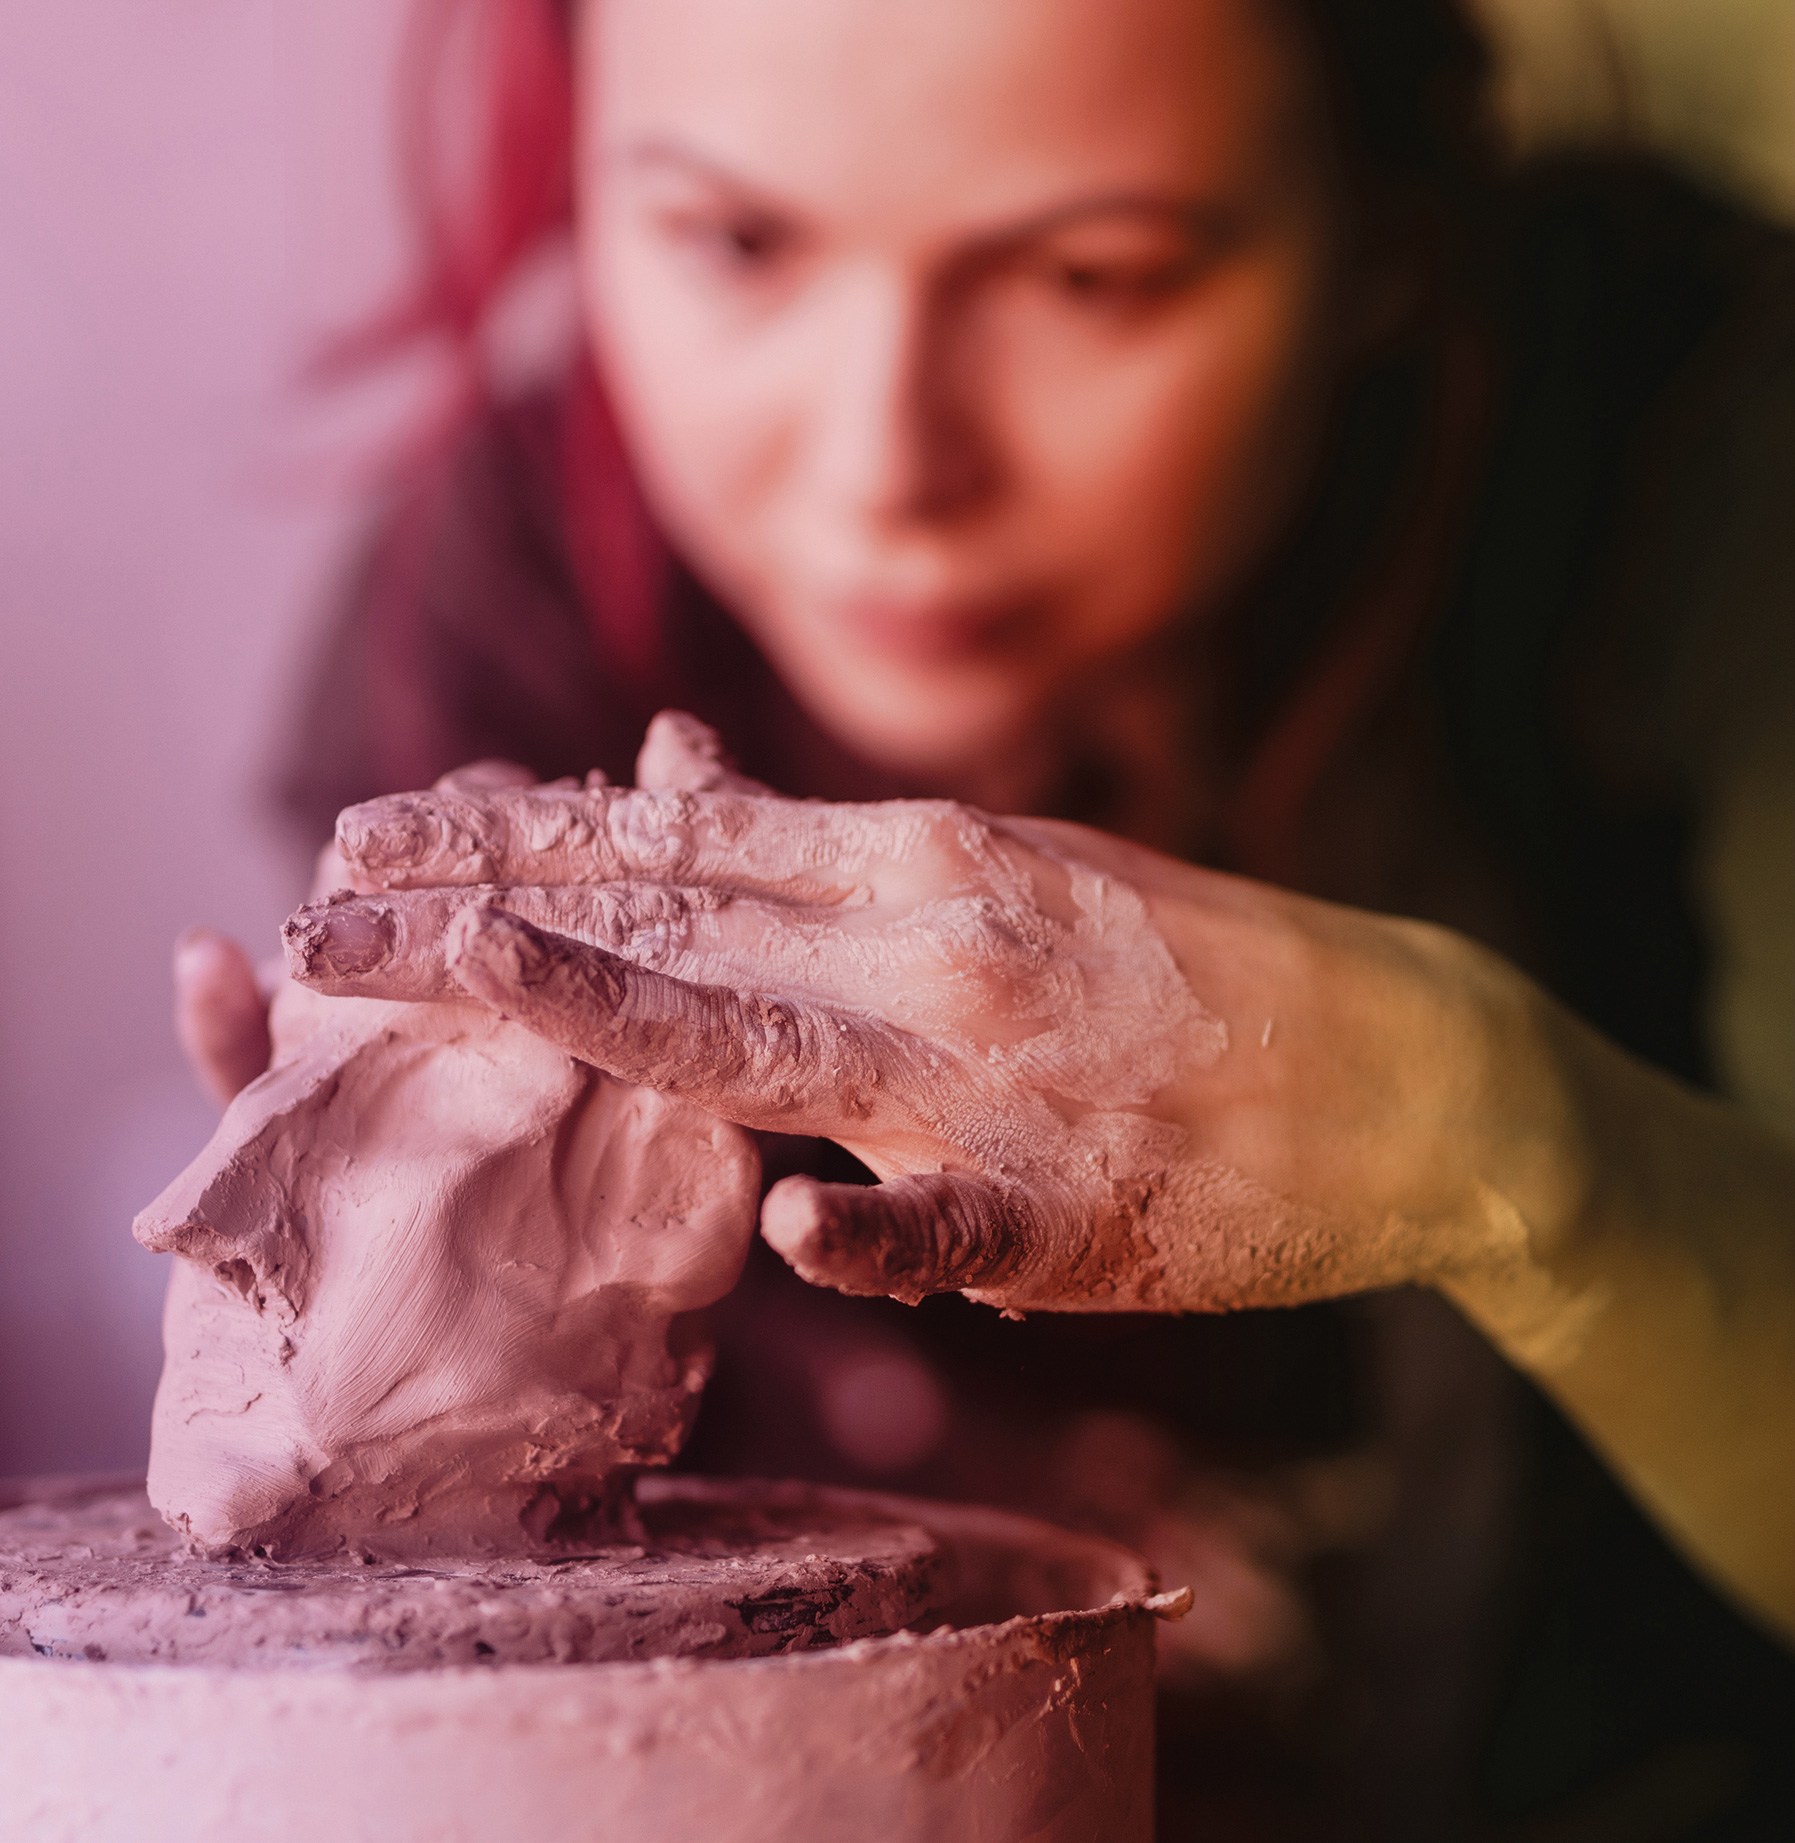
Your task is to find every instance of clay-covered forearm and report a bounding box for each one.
[1435,992,1795,1642]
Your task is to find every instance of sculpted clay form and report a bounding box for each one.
[0,1472,1174,1843]
[133,978,762,1561]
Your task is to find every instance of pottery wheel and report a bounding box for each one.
[0,1479,945,1672]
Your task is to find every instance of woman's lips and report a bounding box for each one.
[827,595,1043,666]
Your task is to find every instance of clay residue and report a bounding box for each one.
[0,1474,1163,1843]
[134,977,760,1561]
[0,1485,942,1671]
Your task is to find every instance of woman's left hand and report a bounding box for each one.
[284,713,1563,1321]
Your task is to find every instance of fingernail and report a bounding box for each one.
[282,900,396,979]
[173,927,223,978]
[447,904,546,983]
[336,801,428,870]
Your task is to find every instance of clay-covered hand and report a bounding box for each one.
[170,761,545,1109]
[285,713,1546,1318]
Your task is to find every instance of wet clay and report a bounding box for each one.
[0,1483,943,1671]
[134,976,761,1561]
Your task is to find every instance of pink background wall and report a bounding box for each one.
[0,1,416,1475]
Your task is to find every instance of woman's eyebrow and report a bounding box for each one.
[986,193,1239,249]
[618,136,1233,250]
[618,137,793,208]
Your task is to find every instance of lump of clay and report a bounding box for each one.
[134,976,759,1561]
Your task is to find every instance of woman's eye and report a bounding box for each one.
[1019,217,1222,313]
[716,218,785,264]
[658,208,794,276]
[1046,254,1193,305]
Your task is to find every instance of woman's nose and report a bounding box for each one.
[807,266,998,529]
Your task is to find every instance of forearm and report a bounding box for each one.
[1438,987,1795,1641]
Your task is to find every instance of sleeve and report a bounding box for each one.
[1593,245,1795,1142]
[1704,716,1795,1146]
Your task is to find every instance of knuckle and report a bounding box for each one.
[870,1175,1024,1299]
[886,797,967,855]
[514,787,605,858]
[941,893,1041,964]
[948,1176,1024,1267]
[609,790,697,877]
[737,995,884,1119]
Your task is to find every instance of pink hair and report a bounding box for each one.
[325,0,664,687]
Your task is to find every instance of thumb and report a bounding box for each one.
[761,1170,1030,1305]
[635,710,775,797]
[173,928,272,1108]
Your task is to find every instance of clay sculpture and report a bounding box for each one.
[133,973,760,1561]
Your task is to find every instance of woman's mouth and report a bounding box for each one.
[827,594,1044,666]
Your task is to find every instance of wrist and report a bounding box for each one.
[1424,946,1608,1376]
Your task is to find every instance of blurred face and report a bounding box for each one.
[579,0,1358,779]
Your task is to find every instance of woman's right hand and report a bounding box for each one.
[280,715,1543,1319]
[275,713,1795,1636]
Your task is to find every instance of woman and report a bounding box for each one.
[180,0,1795,1832]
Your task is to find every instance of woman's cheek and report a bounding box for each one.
[993,256,1333,640]
[594,284,793,606]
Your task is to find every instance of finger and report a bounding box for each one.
[760,1171,1030,1306]
[281,882,726,999]
[285,877,963,1015]
[443,903,893,1133]
[635,710,774,797]
[174,928,273,1107]
[333,780,904,897]
[432,758,540,795]
[283,888,460,1000]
